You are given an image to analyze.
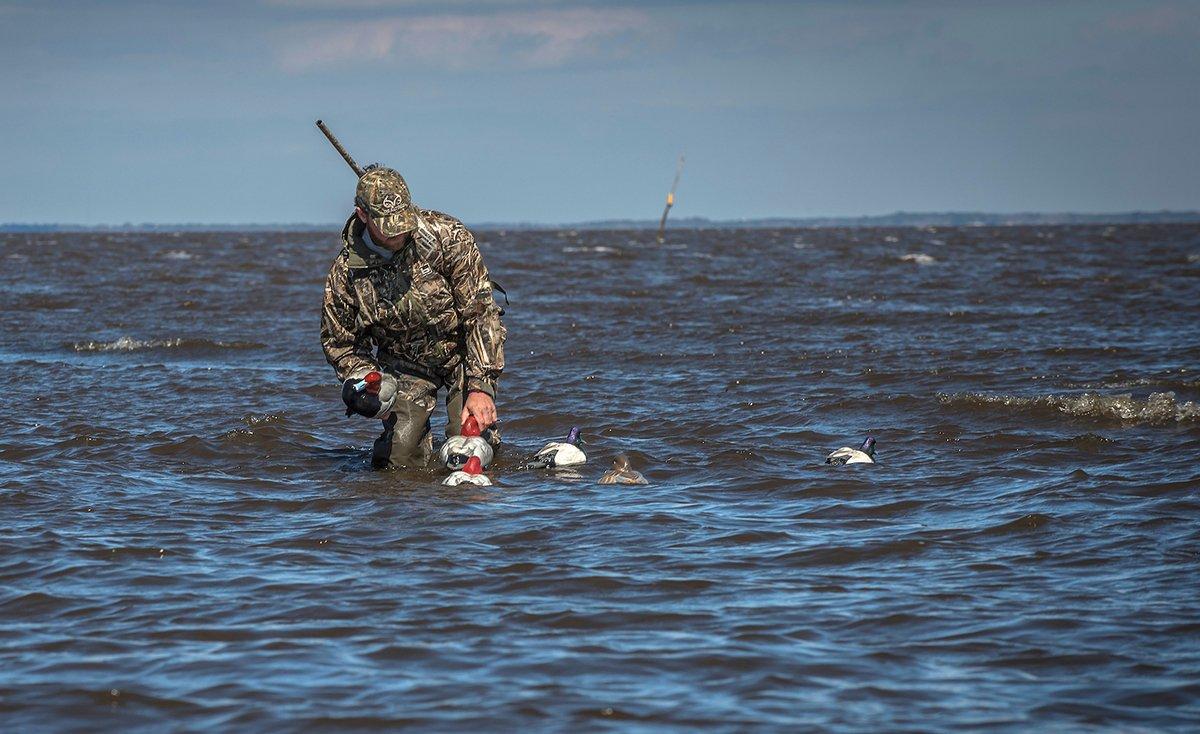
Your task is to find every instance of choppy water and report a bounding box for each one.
[2,224,1198,731]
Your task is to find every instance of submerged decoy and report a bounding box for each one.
[825,436,876,465]
[526,427,586,469]
[439,415,494,471]
[598,454,648,485]
[442,456,491,486]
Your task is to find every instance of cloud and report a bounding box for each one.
[1102,1,1200,36]
[274,7,652,72]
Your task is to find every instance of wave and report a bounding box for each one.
[71,336,263,352]
[899,252,937,265]
[1086,375,1200,391]
[938,390,1200,424]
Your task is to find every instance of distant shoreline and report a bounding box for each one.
[3,210,1198,233]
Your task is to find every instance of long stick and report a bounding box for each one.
[656,155,685,243]
[316,119,365,178]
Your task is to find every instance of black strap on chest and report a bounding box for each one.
[490,280,509,308]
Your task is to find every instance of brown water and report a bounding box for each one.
[1,225,1198,731]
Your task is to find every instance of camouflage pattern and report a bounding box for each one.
[321,209,506,400]
[355,166,418,237]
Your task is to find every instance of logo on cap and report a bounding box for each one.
[377,194,407,216]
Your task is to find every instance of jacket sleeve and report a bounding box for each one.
[320,256,378,382]
[444,222,506,398]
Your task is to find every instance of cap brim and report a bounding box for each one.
[375,207,418,238]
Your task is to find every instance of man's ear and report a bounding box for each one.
[355,206,368,223]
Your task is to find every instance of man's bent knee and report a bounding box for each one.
[371,399,433,468]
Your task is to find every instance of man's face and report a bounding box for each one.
[356,207,411,251]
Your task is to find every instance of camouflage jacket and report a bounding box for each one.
[320,211,506,397]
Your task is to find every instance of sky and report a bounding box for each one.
[1,0,1197,225]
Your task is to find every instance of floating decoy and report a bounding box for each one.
[443,456,491,486]
[825,436,876,465]
[598,454,648,485]
[526,427,586,469]
[439,415,494,471]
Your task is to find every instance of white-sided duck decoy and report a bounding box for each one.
[442,456,492,486]
[526,427,586,469]
[439,415,494,471]
[598,454,648,485]
[825,436,876,465]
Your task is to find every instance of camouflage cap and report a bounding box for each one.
[356,166,418,237]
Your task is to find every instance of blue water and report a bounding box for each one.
[1,225,1198,731]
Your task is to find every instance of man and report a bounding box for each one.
[321,165,506,468]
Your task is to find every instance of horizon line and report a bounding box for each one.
[3,209,1199,232]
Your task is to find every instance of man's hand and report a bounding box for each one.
[462,391,497,429]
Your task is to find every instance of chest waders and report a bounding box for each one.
[366,226,503,468]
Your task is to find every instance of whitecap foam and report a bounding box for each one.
[162,250,195,260]
[74,337,185,352]
[900,253,936,265]
[70,337,258,353]
[938,390,1199,424]
[562,246,618,254]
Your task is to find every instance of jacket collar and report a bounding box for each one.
[341,213,425,270]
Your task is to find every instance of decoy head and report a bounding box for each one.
[860,436,876,457]
[566,427,581,445]
[612,454,631,471]
[462,416,481,437]
[463,456,484,475]
[364,371,382,395]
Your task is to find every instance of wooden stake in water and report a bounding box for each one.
[656,155,685,244]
